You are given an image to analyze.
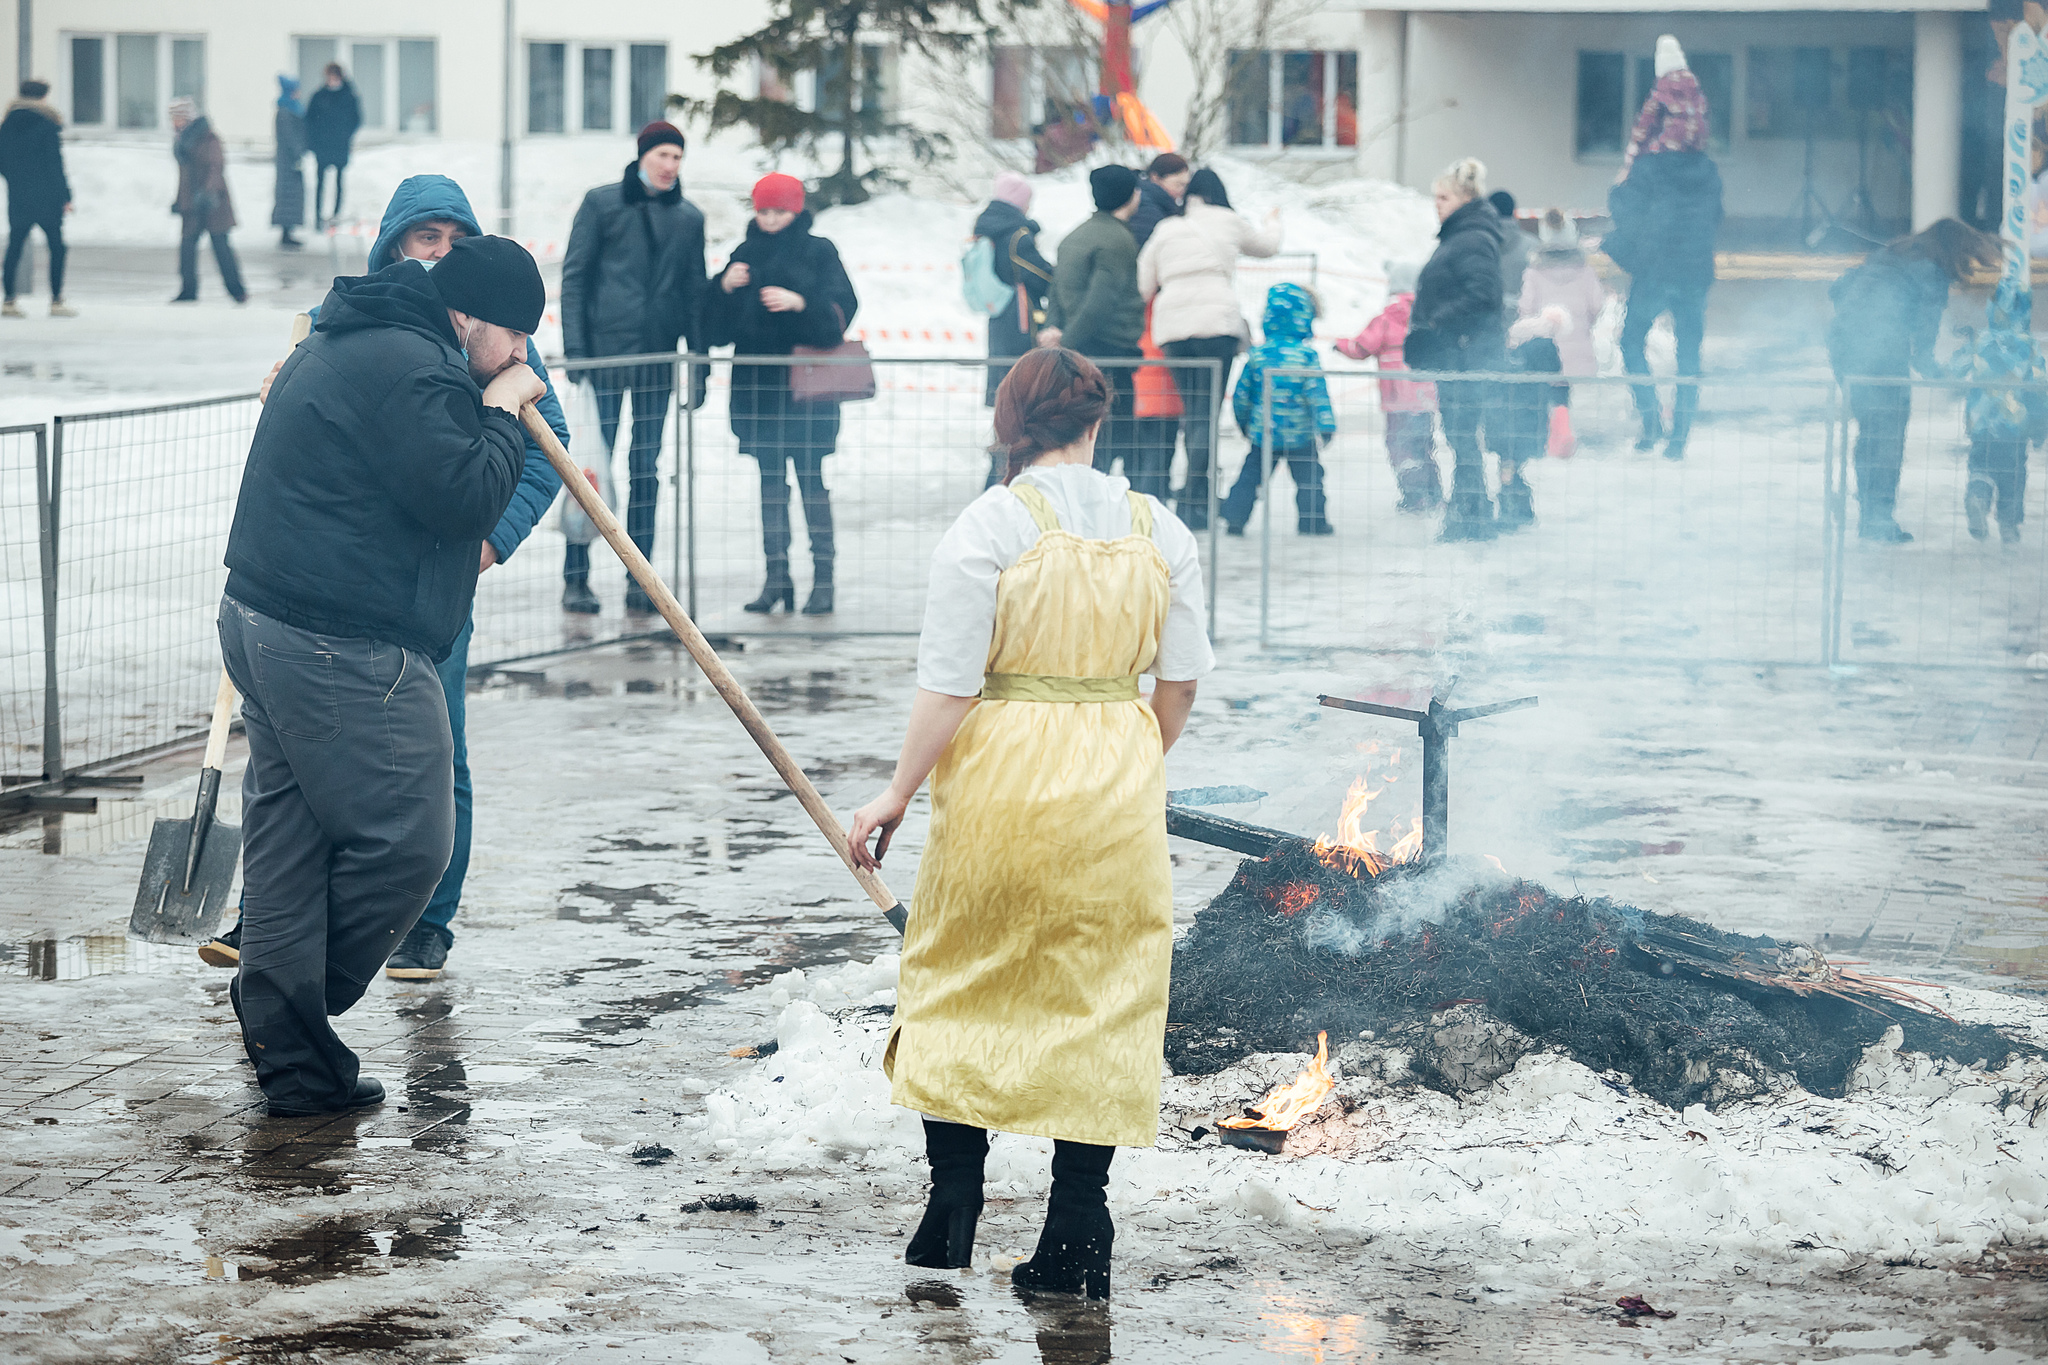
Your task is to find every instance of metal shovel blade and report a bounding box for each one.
[128,815,241,944]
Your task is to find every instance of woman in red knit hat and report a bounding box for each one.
[701,173,859,614]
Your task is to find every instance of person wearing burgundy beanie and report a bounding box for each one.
[701,172,859,615]
[558,119,707,614]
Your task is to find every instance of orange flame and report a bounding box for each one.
[1218,1031,1335,1132]
[1311,770,1423,879]
[1262,882,1321,917]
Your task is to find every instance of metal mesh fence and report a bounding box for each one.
[0,424,50,783]
[51,397,256,774]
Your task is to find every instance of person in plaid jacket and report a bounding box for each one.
[1623,36,1710,174]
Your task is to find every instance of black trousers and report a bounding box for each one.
[4,207,64,299]
[1162,336,1238,504]
[316,161,346,223]
[1847,382,1911,512]
[1438,379,1494,493]
[218,596,456,1113]
[1969,434,2030,527]
[1620,275,1708,422]
[564,367,673,581]
[178,216,246,301]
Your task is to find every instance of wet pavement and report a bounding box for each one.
[5,636,2048,1362]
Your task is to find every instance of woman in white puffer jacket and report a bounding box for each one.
[1139,168,1281,524]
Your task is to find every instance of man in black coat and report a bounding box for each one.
[305,63,362,227]
[558,121,707,614]
[0,78,72,316]
[218,237,544,1118]
[1607,149,1722,458]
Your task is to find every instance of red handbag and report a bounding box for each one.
[789,303,876,403]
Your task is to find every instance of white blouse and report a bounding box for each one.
[917,463,1217,698]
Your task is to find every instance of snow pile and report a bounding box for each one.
[694,954,2048,1271]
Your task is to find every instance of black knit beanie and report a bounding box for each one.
[1090,165,1139,213]
[429,236,545,334]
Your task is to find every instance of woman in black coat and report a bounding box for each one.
[1405,157,1506,542]
[702,174,859,615]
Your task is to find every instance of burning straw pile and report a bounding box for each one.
[1168,841,2026,1111]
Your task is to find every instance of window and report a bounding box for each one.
[1748,44,1908,139]
[526,42,666,135]
[63,32,202,129]
[1225,49,1357,150]
[295,37,438,136]
[989,45,1092,138]
[807,42,893,127]
[1577,48,1732,158]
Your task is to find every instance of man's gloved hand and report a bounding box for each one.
[481,361,546,416]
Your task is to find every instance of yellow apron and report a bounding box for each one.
[885,483,1175,1148]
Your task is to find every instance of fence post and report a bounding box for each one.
[685,356,699,623]
[1822,383,1849,667]
[36,420,61,782]
[1205,356,1220,641]
[671,359,683,603]
[1258,380,1275,649]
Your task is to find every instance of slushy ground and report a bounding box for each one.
[5,629,2048,1364]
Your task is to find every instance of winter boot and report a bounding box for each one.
[561,577,600,614]
[1175,494,1210,532]
[1439,467,1497,543]
[279,229,303,251]
[1966,477,1995,542]
[1633,405,1664,454]
[802,559,835,616]
[1496,475,1536,529]
[905,1120,987,1269]
[744,560,796,613]
[1011,1140,1114,1299]
[1663,408,1693,462]
[1394,459,1443,513]
[1857,500,1914,544]
[1,298,22,318]
[2001,520,2023,547]
[48,298,76,318]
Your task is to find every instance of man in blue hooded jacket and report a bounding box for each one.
[204,174,569,983]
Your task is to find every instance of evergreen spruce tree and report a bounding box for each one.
[695,1,1024,206]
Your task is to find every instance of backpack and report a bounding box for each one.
[961,236,1012,317]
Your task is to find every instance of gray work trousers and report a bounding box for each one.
[217,595,456,1112]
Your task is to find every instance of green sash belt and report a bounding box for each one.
[980,672,1141,702]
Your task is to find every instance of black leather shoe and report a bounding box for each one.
[198,919,241,968]
[268,1076,385,1119]
[384,921,451,980]
[562,579,601,614]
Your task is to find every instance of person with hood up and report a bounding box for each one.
[1043,165,1146,492]
[1127,152,1190,250]
[305,63,362,227]
[1515,209,1605,460]
[1222,283,1335,536]
[1957,274,2046,547]
[1140,167,1282,527]
[1605,35,1723,459]
[558,121,708,615]
[972,171,1054,441]
[170,99,246,305]
[219,236,545,1117]
[0,77,72,317]
[1406,157,1506,541]
[1336,260,1439,512]
[702,173,859,616]
[273,76,308,250]
[202,174,570,984]
[1489,190,1533,329]
[1826,218,1998,543]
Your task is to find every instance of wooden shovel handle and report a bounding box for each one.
[201,670,236,772]
[517,403,908,934]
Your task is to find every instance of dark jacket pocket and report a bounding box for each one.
[256,643,342,741]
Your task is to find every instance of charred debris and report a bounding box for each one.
[1167,841,2027,1111]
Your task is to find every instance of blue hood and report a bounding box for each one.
[368,174,484,272]
[1261,283,1317,345]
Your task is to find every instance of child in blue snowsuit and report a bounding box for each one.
[1223,283,1336,535]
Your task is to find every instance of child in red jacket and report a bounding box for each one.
[1337,260,1440,512]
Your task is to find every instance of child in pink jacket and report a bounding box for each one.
[1336,260,1440,511]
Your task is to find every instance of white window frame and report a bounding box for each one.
[524,40,669,137]
[293,35,439,137]
[61,31,205,132]
[988,44,1096,140]
[1231,48,1356,156]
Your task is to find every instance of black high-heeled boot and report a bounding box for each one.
[905,1120,987,1269]
[744,560,796,613]
[801,559,834,615]
[1011,1140,1114,1299]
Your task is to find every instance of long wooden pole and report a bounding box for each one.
[517,403,908,935]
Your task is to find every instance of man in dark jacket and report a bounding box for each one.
[1045,164,1144,484]
[1128,152,1189,250]
[219,236,544,1117]
[974,171,1054,480]
[305,64,362,226]
[169,99,246,304]
[1607,149,1722,458]
[559,121,707,614]
[0,78,72,316]
[205,173,570,985]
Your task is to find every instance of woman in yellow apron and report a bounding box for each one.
[849,347,1214,1299]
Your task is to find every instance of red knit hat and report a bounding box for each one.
[751,173,806,213]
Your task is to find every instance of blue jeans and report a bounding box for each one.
[418,615,472,939]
